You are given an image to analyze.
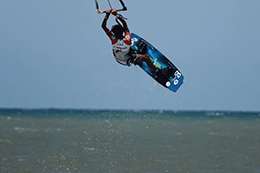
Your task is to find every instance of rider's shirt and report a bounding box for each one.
[108,30,131,65]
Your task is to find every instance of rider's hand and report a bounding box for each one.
[112,9,118,16]
[105,9,111,15]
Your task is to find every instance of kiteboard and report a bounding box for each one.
[131,33,184,92]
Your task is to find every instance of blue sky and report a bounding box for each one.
[0,0,259,111]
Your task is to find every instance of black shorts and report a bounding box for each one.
[126,49,142,66]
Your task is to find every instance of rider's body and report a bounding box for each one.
[101,9,158,72]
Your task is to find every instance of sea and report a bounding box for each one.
[0,109,260,173]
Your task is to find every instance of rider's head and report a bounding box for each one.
[111,25,124,39]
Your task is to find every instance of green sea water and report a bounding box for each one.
[0,109,260,173]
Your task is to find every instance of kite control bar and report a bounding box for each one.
[95,0,127,14]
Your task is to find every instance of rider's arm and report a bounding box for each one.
[112,9,128,31]
[117,15,128,31]
[101,10,111,35]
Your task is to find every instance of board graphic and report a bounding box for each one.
[131,33,184,92]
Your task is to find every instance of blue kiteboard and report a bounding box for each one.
[131,33,184,92]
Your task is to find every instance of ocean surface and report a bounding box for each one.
[0,109,260,173]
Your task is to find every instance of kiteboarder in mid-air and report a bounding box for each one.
[94,0,184,93]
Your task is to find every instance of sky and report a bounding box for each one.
[0,0,259,111]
